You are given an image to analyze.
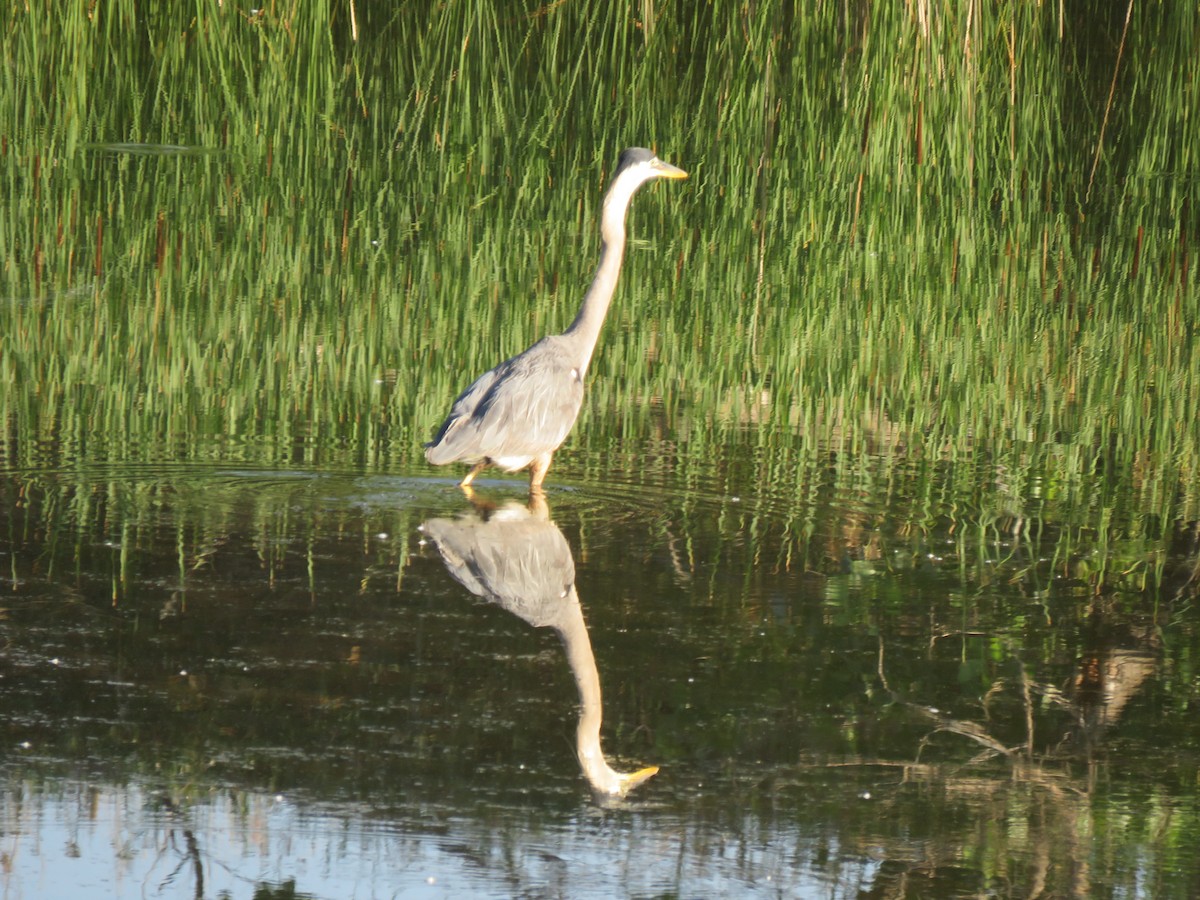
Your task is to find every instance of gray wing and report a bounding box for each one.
[425,335,586,465]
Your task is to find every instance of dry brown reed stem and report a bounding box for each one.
[1087,0,1135,206]
[94,213,103,279]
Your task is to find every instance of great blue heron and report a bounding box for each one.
[425,147,687,490]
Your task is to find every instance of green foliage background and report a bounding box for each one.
[1,1,1196,522]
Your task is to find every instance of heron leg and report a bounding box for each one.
[459,461,488,489]
[528,453,553,490]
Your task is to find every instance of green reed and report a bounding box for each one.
[2,1,1198,580]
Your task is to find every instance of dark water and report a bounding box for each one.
[1,444,1198,899]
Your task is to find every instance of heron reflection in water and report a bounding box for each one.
[420,493,658,797]
[425,148,687,490]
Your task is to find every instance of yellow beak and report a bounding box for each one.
[653,158,689,180]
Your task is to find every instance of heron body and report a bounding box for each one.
[425,147,687,490]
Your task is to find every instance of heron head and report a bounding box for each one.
[613,147,688,185]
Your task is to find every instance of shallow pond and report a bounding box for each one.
[2,438,1197,899]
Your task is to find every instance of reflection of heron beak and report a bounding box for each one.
[654,160,688,180]
[589,763,660,799]
[621,765,660,791]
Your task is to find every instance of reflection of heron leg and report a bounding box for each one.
[527,489,549,519]
[529,453,553,490]
[459,461,488,488]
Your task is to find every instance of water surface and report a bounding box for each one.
[2,443,1197,898]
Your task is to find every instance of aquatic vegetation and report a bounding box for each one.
[1,3,1196,573]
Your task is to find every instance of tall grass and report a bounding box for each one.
[1,1,1197,568]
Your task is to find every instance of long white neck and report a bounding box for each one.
[562,173,646,376]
